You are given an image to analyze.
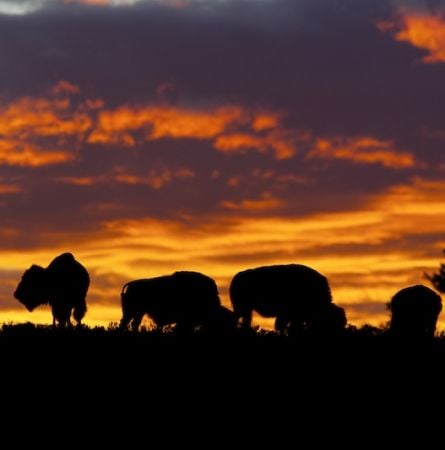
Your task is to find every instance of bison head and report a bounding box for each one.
[14,265,48,312]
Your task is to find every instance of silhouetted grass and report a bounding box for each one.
[2,321,445,356]
[2,321,443,418]
[0,320,423,341]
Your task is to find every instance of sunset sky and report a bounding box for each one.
[1,0,444,329]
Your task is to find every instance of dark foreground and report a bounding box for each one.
[2,323,442,442]
[2,322,445,367]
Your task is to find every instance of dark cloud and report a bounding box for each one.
[1,0,442,139]
[1,0,443,145]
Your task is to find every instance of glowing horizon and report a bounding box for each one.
[2,175,445,329]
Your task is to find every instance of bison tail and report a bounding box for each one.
[121,282,131,300]
[120,283,131,329]
[121,282,135,311]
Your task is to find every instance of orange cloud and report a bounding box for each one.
[150,106,248,139]
[57,167,195,189]
[252,113,280,132]
[0,140,72,167]
[221,193,283,212]
[116,167,194,189]
[372,178,445,217]
[215,133,268,153]
[0,83,420,173]
[0,82,301,163]
[214,130,297,160]
[88,105,250,145]
[0,85,94,167]
[378,12,445,63]
[0,97,92,139]
[56,176,98,186]
[88,103,299,159]
[0,81,107,164]
[308,136,415,168]
[0,184,22,194]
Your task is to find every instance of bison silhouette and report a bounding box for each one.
[302,302,347,337]
[389,285,442,339]
[14,253,89,327]
[230,264,341,333]
[120,271,235,333]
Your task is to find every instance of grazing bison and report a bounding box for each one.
[14,253,89,327]
[389,285,442,339]
[301,302,347,337]
[120,271,233,333]
[230,264,336,333]
[197,304,238,336]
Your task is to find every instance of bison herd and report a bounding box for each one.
[13,252,443,338]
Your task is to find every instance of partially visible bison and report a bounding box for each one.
[305,302,347,337]
[120,271,236,333]
[389,285,442,339]
[14,252,89,327]
[230,264,345,335]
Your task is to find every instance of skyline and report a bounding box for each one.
[1,0,444,328]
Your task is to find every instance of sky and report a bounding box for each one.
[0,0,444,329]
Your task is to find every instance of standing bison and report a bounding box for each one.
[389,285,442,339]
[120,271,235,333]
[230,264,344,334]
[14,253,89,327]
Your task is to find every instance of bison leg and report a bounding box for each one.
[238,309,252,329]
[51,302,71,328]
[73,298,87,326]
[119,312,132,330]
[275,315,290,333]
[175,321,195,335]
[131,312,144,332]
